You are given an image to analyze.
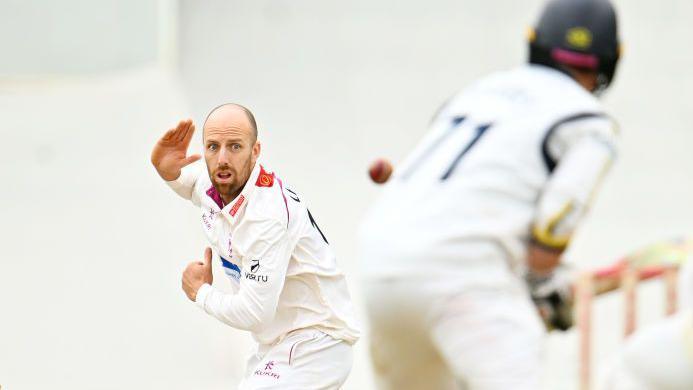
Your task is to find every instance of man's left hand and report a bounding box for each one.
[525,264,576,331]
[182,247,213,302]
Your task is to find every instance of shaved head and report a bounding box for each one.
[202,102,261,205]
[203,103,257,141]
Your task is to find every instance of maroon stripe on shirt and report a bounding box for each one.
[275,175,290,228]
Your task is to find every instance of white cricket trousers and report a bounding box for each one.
[238,328,353,390]
[364,273,545,390]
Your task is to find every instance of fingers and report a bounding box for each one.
[162,128,175,141]
[160,125,176,142]
[181,272,196,302]
[184,261,199,271]
[181,154,201,167]
[182,122,196,144]
[175,119,193,142]
[160,119,192,144]
[203,247,212,267]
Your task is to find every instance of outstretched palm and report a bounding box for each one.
[151,119,201,181]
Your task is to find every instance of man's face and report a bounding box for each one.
[203,107,260,203]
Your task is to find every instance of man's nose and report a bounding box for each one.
[217,146,230,165]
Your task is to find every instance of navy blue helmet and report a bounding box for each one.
[529,0,621,92]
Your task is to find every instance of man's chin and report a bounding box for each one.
[211,182,235,198]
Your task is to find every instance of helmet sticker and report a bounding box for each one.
[566,27,593,50]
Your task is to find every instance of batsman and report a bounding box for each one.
[358,0,622,388]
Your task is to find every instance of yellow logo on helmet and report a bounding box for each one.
[566,27,592,50]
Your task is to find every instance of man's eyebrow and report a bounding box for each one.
[204,137,245,143]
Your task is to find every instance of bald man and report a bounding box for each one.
[151,104,360,389]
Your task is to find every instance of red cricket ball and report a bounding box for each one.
[368,158,393,184]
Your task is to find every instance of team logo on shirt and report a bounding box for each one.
[255,165,275,187]
[250,259,260,273]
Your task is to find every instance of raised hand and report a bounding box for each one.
[151,119,201,181]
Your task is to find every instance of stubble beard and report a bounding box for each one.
[211,158,254,206]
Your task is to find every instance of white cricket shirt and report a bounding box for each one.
[359,65,618,278]
[167,162,360,345]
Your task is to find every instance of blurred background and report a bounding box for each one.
[1,0,692,388]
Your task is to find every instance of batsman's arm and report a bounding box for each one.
[531,118,618,257]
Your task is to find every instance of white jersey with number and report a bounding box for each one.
[359,65,618,278]
[167,161,360,346]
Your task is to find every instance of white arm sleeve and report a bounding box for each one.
[533,117,618,249]
[165,162,204,205]
[194,219,292,331]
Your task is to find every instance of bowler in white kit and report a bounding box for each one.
[359,0,622,389]
[151,103,360,389]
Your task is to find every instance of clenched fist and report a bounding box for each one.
[182,247,214,302]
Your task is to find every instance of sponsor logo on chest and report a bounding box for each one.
[230,195,245,217]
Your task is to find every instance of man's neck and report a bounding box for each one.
[221,186,243,206]
[220,162,257,206]
[566,67,597,93]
